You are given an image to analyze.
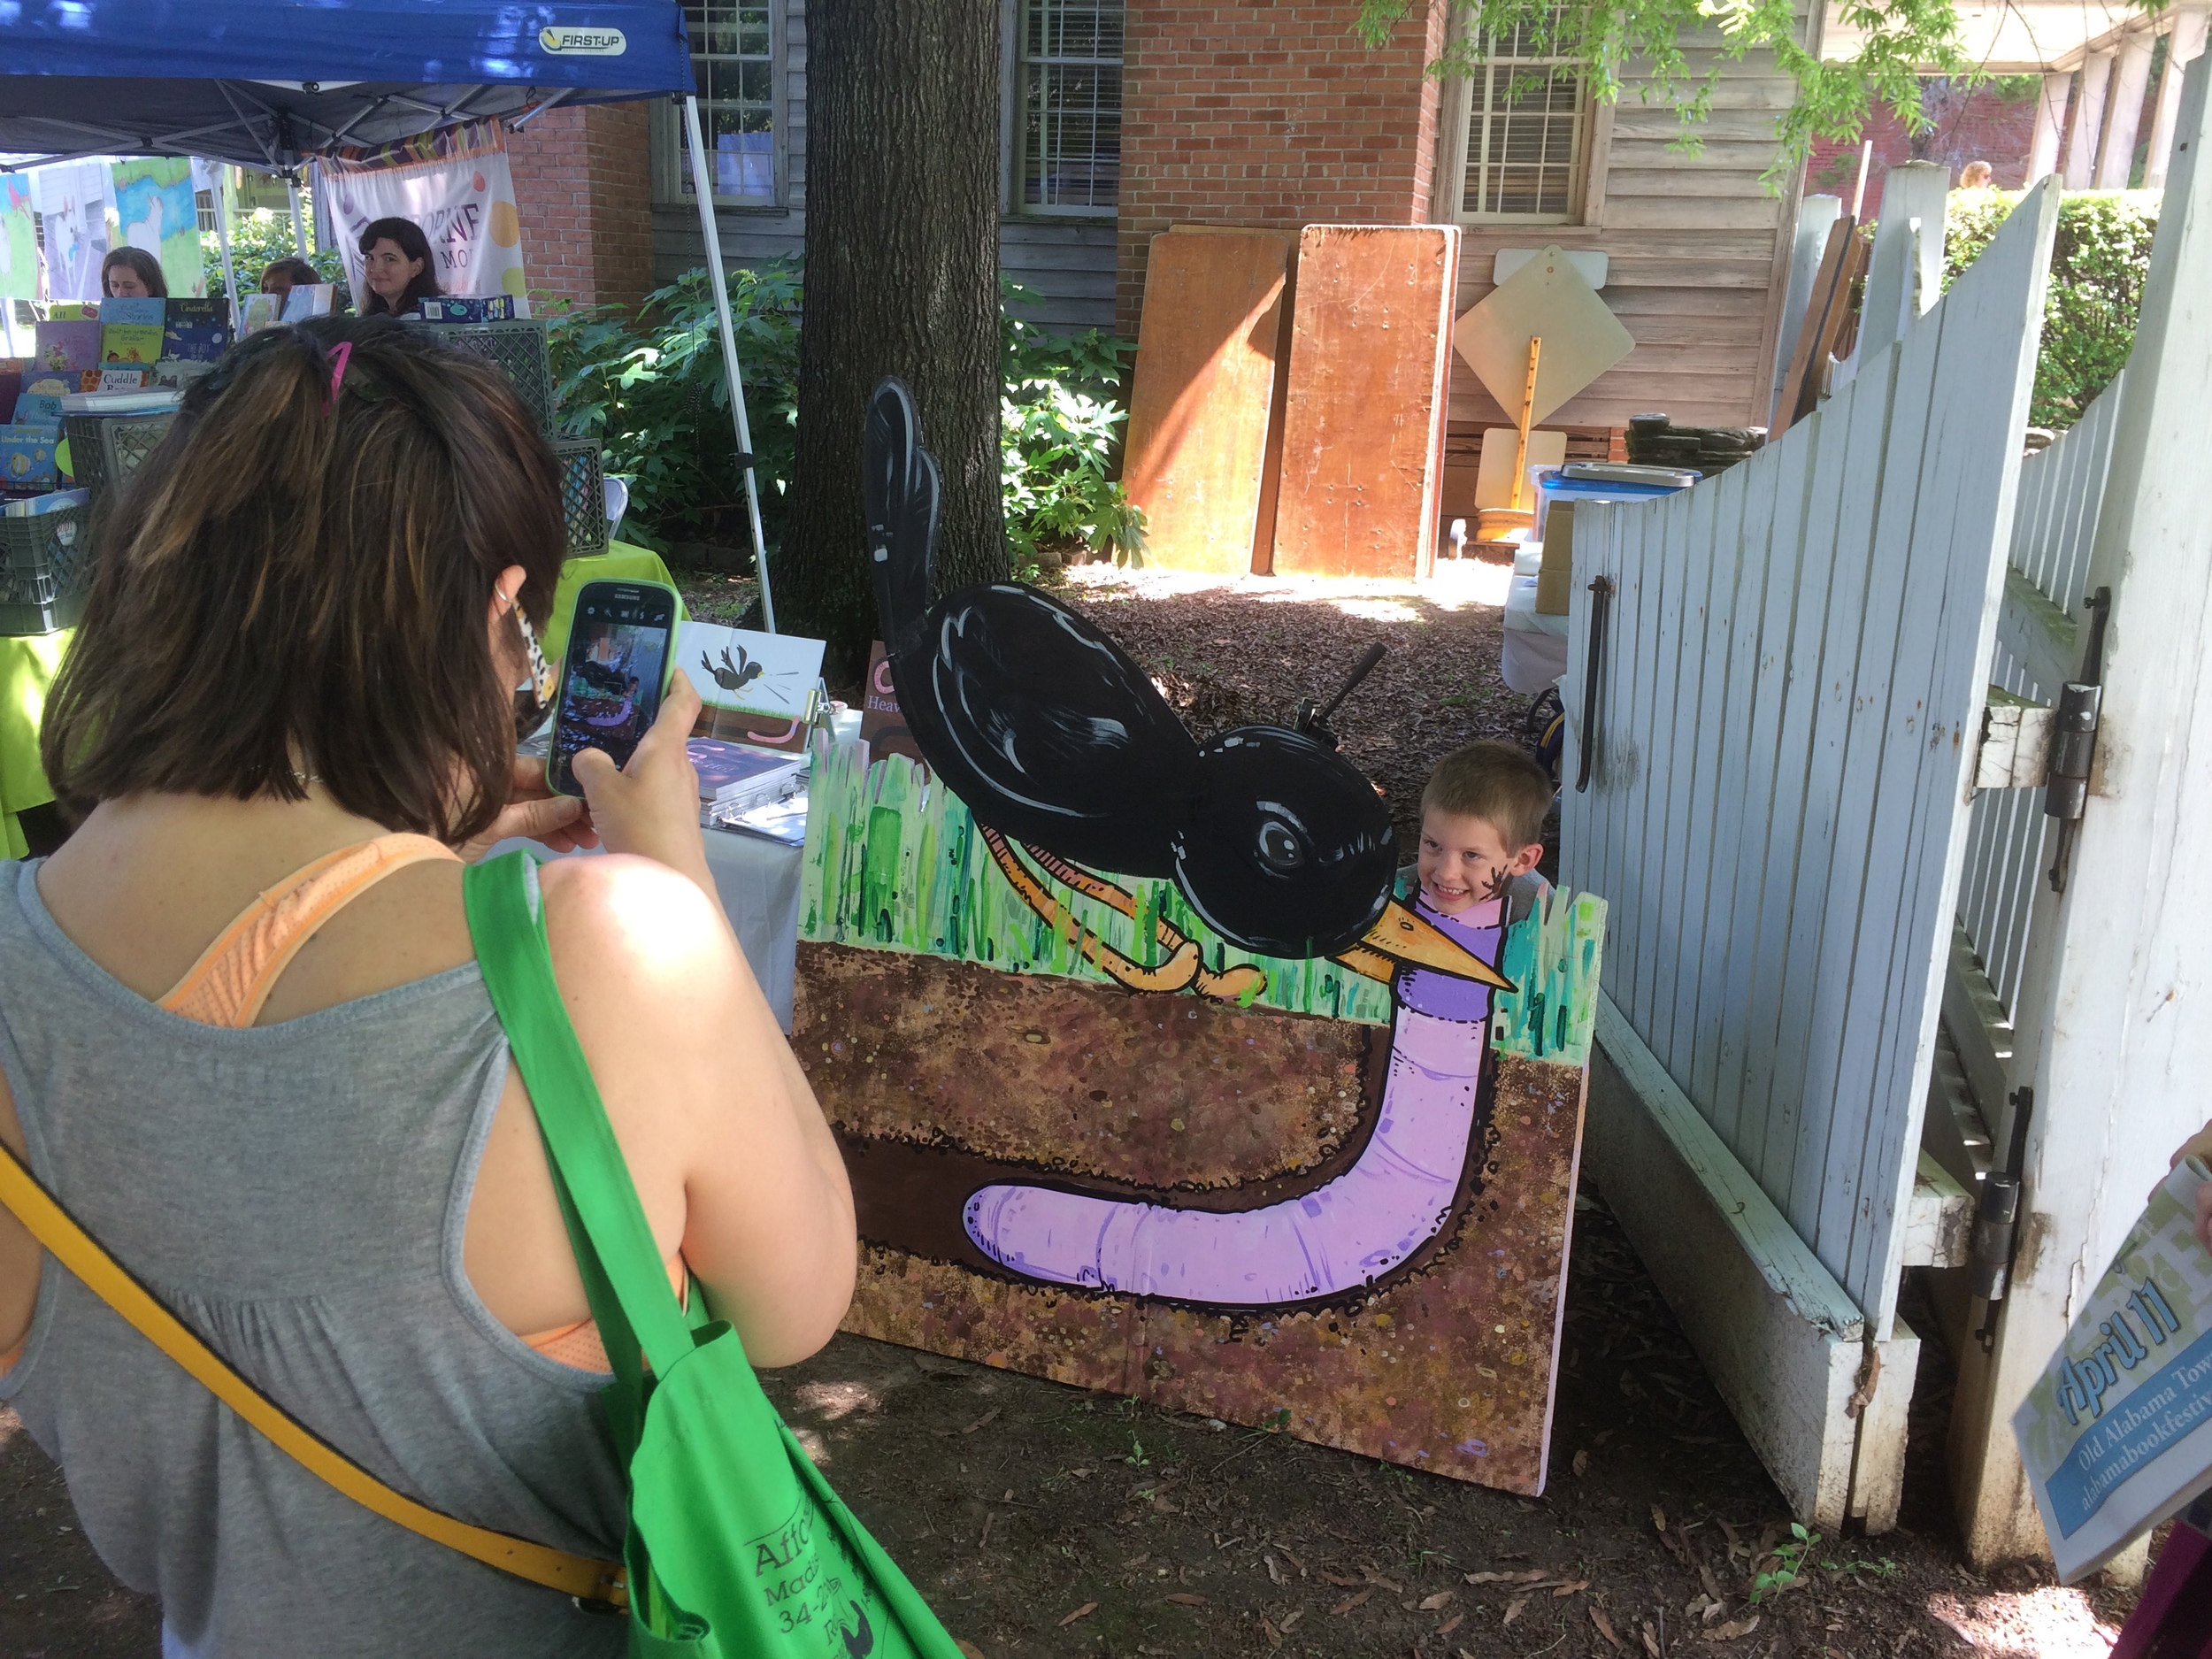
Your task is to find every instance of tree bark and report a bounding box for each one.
[780,0,1008,682]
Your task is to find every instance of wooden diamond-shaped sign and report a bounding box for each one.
[1454,243,1634,426]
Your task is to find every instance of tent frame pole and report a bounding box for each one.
[286,171,310,260]
[680,95,778,634]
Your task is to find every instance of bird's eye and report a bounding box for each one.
[1255,817,1306,872]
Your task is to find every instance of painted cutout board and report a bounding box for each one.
[1121,228,1292,575]
[109,157,205,299]
[799,381,1608,1491]
[1269,225,1460,582]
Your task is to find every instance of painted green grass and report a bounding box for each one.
[800,733,1607,1050]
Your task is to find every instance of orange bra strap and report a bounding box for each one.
[159,834,464,1029]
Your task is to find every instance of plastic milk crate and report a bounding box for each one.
[552,439,609,558]
[63,411,177,503]
[414,318,556,434]
[0,489,92,635]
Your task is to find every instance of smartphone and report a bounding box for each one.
[547,580,680,797]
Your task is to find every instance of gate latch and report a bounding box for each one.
[2045,586,2111,894]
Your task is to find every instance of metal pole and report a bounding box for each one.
[212,165,241,326]
[680,95,778,634]
[286,173,309,260]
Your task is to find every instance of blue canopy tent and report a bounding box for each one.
[0,0,780,627]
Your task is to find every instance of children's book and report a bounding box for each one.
[678,619,826,755]
[2016,1156,2212,1581]
[239,292,285,334]
[81,367,151,391]
[2,486,88,518]
[12,393,65,431]
[46,303,96,321]
[686,738,807,809]
[100,324,164,364]
[0,426,58,487]
[279,283,336,321]
[34,319,102,374]
[59,388,180,416]
[151,358,216,390]
[161,296,229,363]
[419,294,523,323]
[98,296,163,326]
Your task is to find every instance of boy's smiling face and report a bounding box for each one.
[1417,808,1544,916]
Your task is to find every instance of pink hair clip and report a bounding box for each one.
[326,341,353,411]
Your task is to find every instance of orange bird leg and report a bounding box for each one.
[1020,842,1269,1003]
[976,827,1203,995]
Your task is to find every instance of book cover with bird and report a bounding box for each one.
[679,618,825,753]
[782,381,1608,1496]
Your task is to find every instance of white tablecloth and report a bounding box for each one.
[483,823,804,1032]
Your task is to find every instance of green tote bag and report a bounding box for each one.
[465,850,967,1659]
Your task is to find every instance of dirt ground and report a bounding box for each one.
[0,565,2147,1655]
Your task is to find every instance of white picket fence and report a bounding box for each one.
[1956,383,2123,1014]
[1563,180,2062,1338]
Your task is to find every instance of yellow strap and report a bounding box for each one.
[0,1141,627,1609]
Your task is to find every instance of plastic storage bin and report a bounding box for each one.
[0,488,92,635]
[415,319,555,434]
[1531,464,1699,541]
[63,410,178,502]
[553,438,610,557]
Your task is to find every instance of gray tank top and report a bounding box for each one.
[0,857,630,1657]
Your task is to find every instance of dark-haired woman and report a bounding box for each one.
[0,318,855,1654]
[101,245,165,300]
[260,256,322,300]
[357,216,442,317]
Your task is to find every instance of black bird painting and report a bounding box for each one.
[861,378,1509,997]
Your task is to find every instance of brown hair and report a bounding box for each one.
[260,257,323,293]
[1421,740,1555,852]
[42,316,564,845]
[357,217,442,316]
[101,246,167,298]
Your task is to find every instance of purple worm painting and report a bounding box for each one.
[962,896,1502,1305]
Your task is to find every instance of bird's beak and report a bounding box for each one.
[1333,897,1517,993]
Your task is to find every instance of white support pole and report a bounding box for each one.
[2064,52,2114,189]
[212,165,241,326]
[2146,8,2211,189]
[286,173,310,260]
[2095,32,2156,189]
[680,95,778,634]
[2029,73,2070,182]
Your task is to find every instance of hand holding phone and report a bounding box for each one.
[549,580,680,797]
[573,670,711,895]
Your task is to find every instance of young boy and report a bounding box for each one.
[1414,739,1554,918]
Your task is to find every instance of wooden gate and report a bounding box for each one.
[1557,177,2064,1527]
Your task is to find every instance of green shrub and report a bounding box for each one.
[1944,191,2160,430]
[199,217,347,298]
[547,259,1143,577]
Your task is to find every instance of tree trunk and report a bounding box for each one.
[779,0,1007,682]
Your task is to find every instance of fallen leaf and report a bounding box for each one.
[1697,1557,1728,1606]
[1277,1546,1309,1577]
[1502,1596,1529,1629]
[1643,1620,1664,1657]
[1707,1615,1761,1641]
[1124,1553,1149,1569]
[1164,1592,1206,1607]
[1280,1609,1303,1632]
[956,1642,988,1659]
[1364,1573,1405,1593]
[1265,1554,1286,1586]
[1554,1579,1591,1597]
[1466,1568,1552,1585]
[1419,1591,1456,1611]
[1259,1614,1281,1649]
[1066,1466,1095,1479]
[1438,1613,1464,1636]
[1056,1602,1098,1629]
[1322,1570,1364,1587]
[961,1408,1000,1435]
[1592,1606,1625,1650]
[1650,1503,1670,1535]
[1330,1588,1374,1617]
[1572,1448,1590,1476]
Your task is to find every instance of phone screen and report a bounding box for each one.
[549,583,676,796]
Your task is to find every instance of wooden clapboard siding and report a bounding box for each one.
[649,0,1118,332]
[1447,37,1802,430]
[1563,182,2062,1334]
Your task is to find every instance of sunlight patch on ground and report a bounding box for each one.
[790,1425,832,1467]
[1925,1585,2120,1655]
[793,1379,879,1422]
[1063,557,1509,615]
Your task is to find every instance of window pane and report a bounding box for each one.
[1022,0,1124,213]
[1463,41,1584,221]
[681,3,776,201]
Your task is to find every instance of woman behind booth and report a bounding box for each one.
[102,246,166,300]
[357,216,442,317]
[0,318,856,1654]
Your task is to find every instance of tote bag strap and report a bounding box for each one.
[462,853,696,1387]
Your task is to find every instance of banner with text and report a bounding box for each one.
[320,121,526,311]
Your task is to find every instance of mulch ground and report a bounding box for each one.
[0,568,2143,1656]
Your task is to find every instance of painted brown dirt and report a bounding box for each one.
[804,930,1590,1495]
[794,943,1373,1188]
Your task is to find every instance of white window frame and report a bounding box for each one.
[1445,21,1596,227]
[1004,0,1125,219]
[652,1,786,210]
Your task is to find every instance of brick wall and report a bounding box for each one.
[1802,83,2044,219]
[1117,0,1449,337]
[504,101,657,313]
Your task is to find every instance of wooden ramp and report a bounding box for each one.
[1270,225,1459,580]
[1121,229,1293,575]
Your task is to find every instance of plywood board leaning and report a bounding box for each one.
[1454,245,1634,429]
[1270,225,1460,580]
[1122,229,1293,574]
